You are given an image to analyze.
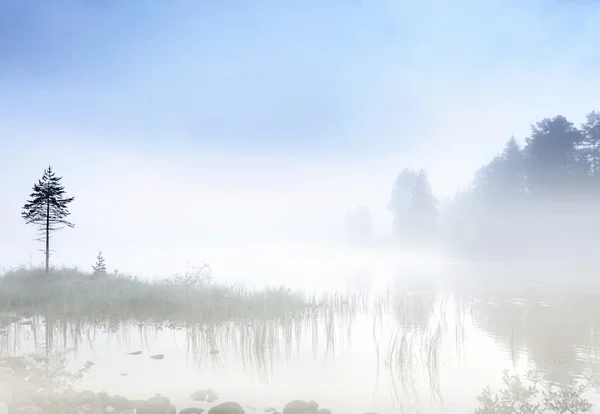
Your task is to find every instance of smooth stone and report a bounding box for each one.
[108,395,132,410]
[208,401,245,414]
[190,390,207,401]
[282,400,319,414]
[136,396,172,414]
[180,408,205,414]
[206,389,219,403]
[146,396,171,406]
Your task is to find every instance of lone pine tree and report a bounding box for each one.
[22,166,75,274]
[92,251,107,276]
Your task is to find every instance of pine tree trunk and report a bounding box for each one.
[45,198,50,274]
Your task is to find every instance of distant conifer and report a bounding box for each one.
[92,251,107,276]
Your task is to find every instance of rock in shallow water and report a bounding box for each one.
[206,389,219,403]
[108,395,132,411]
[208,401,245,414]
[136,396,173,414]
[190,390,207,401]
[180,408,205,414]
[282,400,319,414]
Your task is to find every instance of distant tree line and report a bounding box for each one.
[389,110,600,258]
[347,110,600,258]
[471,112,600,203]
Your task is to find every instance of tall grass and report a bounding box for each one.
[0,265,312,324]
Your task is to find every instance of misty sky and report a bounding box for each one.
[1,0,600,276]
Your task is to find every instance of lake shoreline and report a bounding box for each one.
[1,363,330,414]
[0,266,316,325]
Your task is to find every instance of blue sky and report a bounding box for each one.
[1,0,600,274]
[1,1,418,154]
[2,0,596,155]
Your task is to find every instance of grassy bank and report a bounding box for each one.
[0,265,314,324]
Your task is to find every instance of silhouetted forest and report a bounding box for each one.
[387,110,600,260]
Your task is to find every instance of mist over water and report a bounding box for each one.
[3,1,600,413]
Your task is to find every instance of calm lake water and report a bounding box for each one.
[2,252,600,413]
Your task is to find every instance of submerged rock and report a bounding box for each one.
[150,354,165,360]
[137,396,173,414]
[282,400,319,414]
[206,389,219,403]
[208,401,245,414]
[108,395,132,411]
[190,390,207,401]
[180,408,205,414]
